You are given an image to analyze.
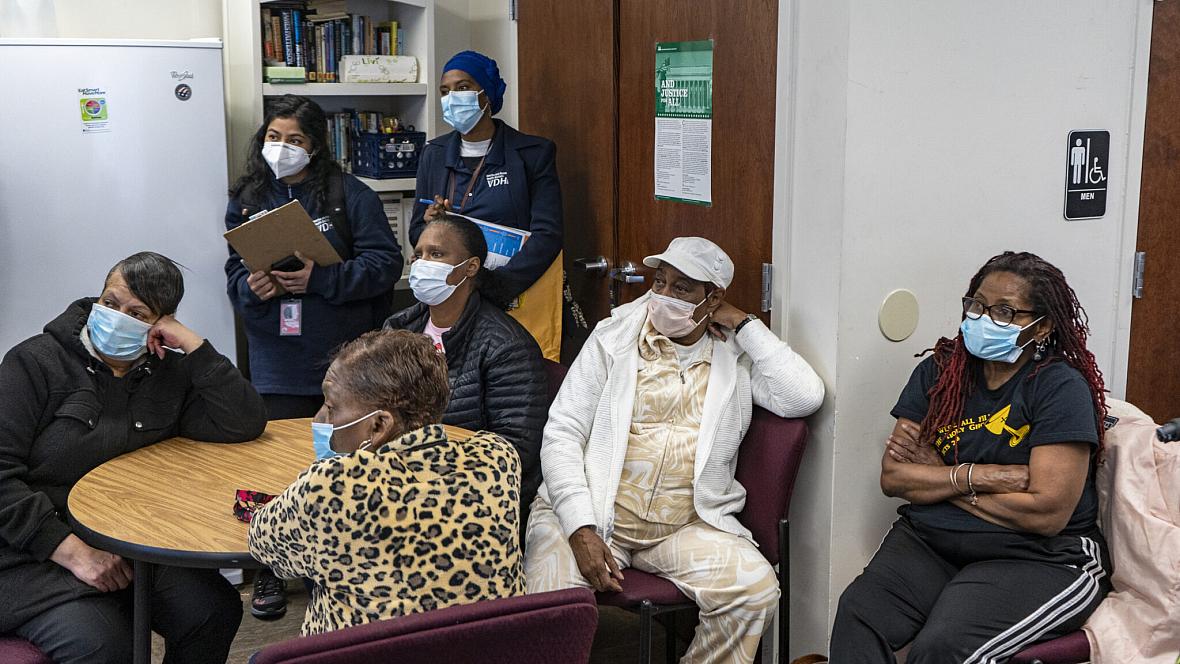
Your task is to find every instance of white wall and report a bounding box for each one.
[430,0,518,134]
[777,0,1152,657]
[0,0,222,39]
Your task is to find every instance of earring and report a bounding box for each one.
[1033,337,1049,362]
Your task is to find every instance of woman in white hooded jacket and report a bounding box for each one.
[525,237,824,664]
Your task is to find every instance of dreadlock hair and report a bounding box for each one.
[228,95,340,209]
[919,251,1108,461]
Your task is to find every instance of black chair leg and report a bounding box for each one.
[664,611,678,664]
[640,600,654,664]
[779,519,790,664]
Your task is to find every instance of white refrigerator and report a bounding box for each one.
[0,38,236,359]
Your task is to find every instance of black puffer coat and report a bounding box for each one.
[384,292,546,531]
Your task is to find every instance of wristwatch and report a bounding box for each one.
[734,313,759,334]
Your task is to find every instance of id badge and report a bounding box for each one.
[279,299,302,336]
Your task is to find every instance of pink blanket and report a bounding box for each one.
[1084,399,1180,663]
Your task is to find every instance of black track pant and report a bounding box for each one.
[831,516,1110,664]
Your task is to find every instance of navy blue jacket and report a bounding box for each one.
[224,172,403,396]
[410,120,563,298]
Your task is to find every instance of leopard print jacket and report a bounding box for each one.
[248,424,524,635]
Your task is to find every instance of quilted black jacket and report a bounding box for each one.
[384,292,547,532]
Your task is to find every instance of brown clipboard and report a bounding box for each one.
[224,200,343,295]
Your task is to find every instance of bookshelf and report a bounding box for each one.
[260,82,428,96]
[224,0,436,286]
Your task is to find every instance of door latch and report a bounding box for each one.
[1133,251,1146,299]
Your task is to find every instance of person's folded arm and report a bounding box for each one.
[947,442,1091,536]
[881,417,1031,504]
[738,319,825,418]
[176,341,267,443]
[305,187,403,304]
[540,331,608,538]
[0,348,73,561]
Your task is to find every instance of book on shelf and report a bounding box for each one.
[261,2,405,84]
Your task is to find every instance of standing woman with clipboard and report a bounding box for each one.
[413,51,565,361]
[223,95,402,620]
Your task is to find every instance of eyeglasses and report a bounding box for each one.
[961,297,1038,327]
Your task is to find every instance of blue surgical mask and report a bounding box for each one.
[87,303,152,360]
[960,314,1044,363]
[441,91,486,135]
[311,410,380,460]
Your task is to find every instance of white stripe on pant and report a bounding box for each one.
[963,537,1107,664]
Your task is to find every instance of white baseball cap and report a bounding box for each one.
[643,237,734,289]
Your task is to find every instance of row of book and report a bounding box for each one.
[324,110,403,169]
[262,1,404,83]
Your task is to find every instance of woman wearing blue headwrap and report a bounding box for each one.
[409,50,565,361]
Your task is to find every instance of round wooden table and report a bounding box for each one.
[67,419,471,664]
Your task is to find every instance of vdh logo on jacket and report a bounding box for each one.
[485,171,509,188]
[313,216,334,233]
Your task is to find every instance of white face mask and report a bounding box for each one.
[646,291,708,338]
[262,141,311,179]
[409,257,473,306]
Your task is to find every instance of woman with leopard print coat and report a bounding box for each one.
[248,329,525,635]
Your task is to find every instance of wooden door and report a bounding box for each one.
[518,0,778,354]
[1126,1,1180,422]
[517,0,618,333]
[615,0,777,315]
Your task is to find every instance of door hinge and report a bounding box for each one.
[1133,251,1146,299]
[761,263,773,312]
[509,0,518,20]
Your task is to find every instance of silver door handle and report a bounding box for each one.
[574,256,610,276]
[609,261,645,284]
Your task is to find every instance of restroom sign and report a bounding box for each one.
[1064,130,1109,220]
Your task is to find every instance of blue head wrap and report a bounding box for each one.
[443,50,506,115]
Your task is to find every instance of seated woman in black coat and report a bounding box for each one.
[0,252,267,664]
[384,214,546,535]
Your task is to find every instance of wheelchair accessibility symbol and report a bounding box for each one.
[174,84,192,101]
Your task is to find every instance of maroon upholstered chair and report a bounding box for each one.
[251,588,598,664]
[543,358,568,407]
[0,637,52,664]
[596,407,809,664]
[1009,630,1090,664]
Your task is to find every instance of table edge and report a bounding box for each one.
[68,512,263,570]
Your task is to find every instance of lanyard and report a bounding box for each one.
[447,155,487,212]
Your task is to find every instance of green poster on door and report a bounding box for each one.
[655,39,713,205]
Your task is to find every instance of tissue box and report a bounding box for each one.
[340,55,418,83]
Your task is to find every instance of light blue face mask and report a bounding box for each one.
[440,90,486,135]
[87,303,152,361]
[311,410,380,460]
[960,314,1044,363]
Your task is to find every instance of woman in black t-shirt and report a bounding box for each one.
[830,251,1112,664]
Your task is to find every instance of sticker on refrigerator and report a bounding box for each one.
[78,88,111,133]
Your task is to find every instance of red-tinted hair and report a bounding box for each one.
[920,251,1107,460]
